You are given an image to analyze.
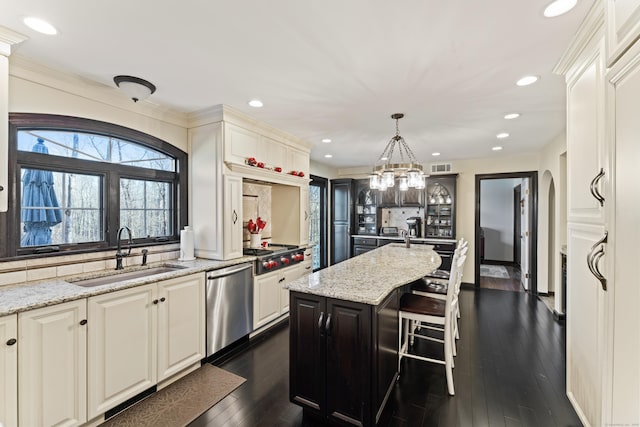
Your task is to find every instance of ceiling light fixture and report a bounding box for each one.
[113,75,156,102]
[516,75,539,86]
[543,0,577,17]
[324,154,333,158]
[496,133,510,139]
[322,138,332,143]
[492,146,503,151]
[432,152,441,156]
[23,17,57,35]
[504,113,520,120]
[369,113,425,192]
[248,99,263,108]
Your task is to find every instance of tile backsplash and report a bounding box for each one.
[378,207,424,232]
[242,182,272,246]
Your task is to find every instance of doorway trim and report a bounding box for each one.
[475,171,538,294]
[310,175,328,270]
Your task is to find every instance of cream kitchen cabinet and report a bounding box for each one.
[224,122,262,166]
[18,300,87,427]
[191,122,243,260]
[254,264,303,330]
[288,147,309,177]
[87,273,205,419]
[300,186,310,246]
[605,0,640,66]
[0,314,17,427]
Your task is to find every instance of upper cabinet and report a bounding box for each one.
[606,0,640,66]
[566,38,606,224]
[355,180,377,235]
[425,175,457,239]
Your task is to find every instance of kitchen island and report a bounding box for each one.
[286,244,441,426]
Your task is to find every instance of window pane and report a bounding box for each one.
[20,168,103,247]
[18,131,176,172]
[120,178,173,238]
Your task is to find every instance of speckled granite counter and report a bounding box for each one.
[286,244,440,305]
[0,256,255,316]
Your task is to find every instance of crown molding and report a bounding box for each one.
[0,26,28,56]
[8,54,190,127]
[553,0,604,76]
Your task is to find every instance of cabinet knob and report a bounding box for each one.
[6,338,17,346]
[160,297,166,302]
[153,299,159,304]
[79,319,87,326]
[279,277,286,283]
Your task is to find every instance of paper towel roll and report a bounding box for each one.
[179,226,195,261]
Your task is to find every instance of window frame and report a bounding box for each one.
[3,113,188,259]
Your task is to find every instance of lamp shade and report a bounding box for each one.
[113,75,156,102]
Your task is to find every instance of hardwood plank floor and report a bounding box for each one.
[190,288,582,427]
[480,264,523,292]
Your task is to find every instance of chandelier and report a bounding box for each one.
[369,113,426,191]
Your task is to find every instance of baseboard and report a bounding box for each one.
[461,282,475,290]
[553,310,566,322]
[482,259,517,266]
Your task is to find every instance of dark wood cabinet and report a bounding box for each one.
[377,188,399,207]
[331,179,354,264]
[425,175,457,239]
[355,179,378,235]
[399,187,424,207]
[290,290,400,426]
[378,186,424,208]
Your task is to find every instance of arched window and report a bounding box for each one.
[4,113,187,258]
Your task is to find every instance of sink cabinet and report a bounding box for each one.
[0,314,17,427]
[290,289,400,426]
[18,300,87,427]
[87,273,205,419]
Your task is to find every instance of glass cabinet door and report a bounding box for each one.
[424,176,457,238]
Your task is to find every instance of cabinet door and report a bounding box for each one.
[253,272,282,329]
[157,274,206,382]
[566,223,606,427]
[262,136,287,170]
[281,264,303,314]
[0,315,17,427]
[288,147,310,177]
[224,122,263,165]
[400,187,423,207]
[18,300,87,427]
[88,284,157,419]
[223,174,244,259]
[289,292,326,415]
[331,179,353,264]
[300,186,310,246]
[606,0,640,66]
[377,188,398,207]
[566,42,606,224]
[325,299,372,426]
[607,49,640,425]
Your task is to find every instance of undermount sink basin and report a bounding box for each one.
[71,265,187,288]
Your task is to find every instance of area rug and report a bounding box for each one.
[101,364,245,427]
[480,264,510,279]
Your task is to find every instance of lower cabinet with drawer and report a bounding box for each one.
[353,236,377,257]
[254,264,303,330]
[0,314,17,427]
[87,273,205,420]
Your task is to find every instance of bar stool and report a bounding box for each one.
[398,253,466,396]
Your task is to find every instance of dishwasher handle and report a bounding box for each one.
[207,263,253,280]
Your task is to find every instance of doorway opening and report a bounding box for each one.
[475,172,538,294]
[309,175,328,271]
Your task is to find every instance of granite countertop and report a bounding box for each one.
[0,256,256,317]
[352,234,457,244]
[286,244,441,305]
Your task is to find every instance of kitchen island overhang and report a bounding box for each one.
[286,244,441,426]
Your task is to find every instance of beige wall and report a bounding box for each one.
[310,160,339,180]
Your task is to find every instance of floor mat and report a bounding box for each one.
[101,364,245,427]
[480,264,510,279]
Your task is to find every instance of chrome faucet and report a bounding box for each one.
[115,226,132,270]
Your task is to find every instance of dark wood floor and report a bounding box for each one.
[190,288,582,427]
[480,265,523,292]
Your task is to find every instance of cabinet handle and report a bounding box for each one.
[304,210,308,221]
[79,319,87,326]
[325,313,332,336]
[279,277,286,283]
[586,231,608,291]
[0,185,3,192]
[153,299,159,304]
[589,168,605,207]
[318,312,325,336]
[232,209,238,224]
[305,266,311,270]
[6,338,16,346]
[160,297,166,302]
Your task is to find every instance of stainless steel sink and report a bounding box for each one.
[71,265,187,288]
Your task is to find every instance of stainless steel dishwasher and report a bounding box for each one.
[205,262,253,356]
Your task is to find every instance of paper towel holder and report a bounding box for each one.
[178,225,196,261]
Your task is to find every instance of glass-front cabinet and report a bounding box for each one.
[425,175,457,238]
[355,180,377,235]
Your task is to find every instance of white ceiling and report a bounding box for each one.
[1,0,594,169]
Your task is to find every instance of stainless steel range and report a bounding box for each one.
[244,244,305,275]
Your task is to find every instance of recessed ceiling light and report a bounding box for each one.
[248,99,263,108]
[492,146,503,151]
[380,156,388,161]
[322,138,332,143]
[497,133,510,139]
[516,76,539,86]
[504,113,520,120]
[324,154,333,158]
[432,152,441,156]
[544,0,577,17]
[23,17,57,35]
